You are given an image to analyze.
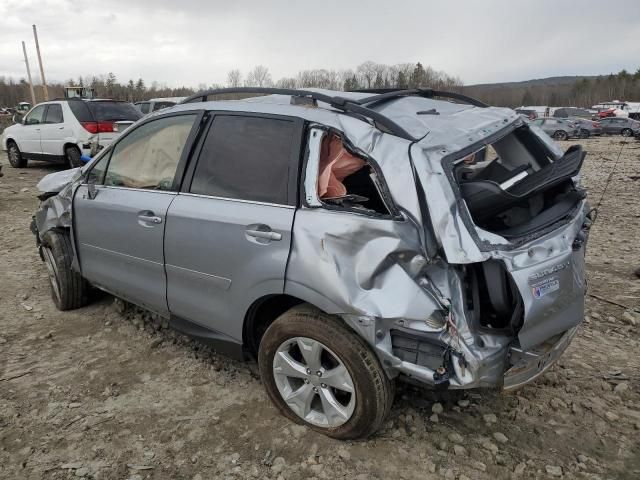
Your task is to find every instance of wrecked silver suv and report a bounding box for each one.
[32,88,591,439]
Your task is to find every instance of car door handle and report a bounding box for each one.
[245,229,282,241]
[138,213,162,224]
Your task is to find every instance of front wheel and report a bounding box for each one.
[41,229,89,311]
[553,130,569,141]
[258,305,394,439]
[621,128,633,137]
[7,142,27,168]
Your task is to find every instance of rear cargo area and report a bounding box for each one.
[453,126,586,242]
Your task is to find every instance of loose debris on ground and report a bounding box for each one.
[0,136,639,479]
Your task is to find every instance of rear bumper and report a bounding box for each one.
[503,326,578,391]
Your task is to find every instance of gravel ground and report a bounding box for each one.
[0,136,639,480]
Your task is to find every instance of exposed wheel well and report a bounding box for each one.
[243,294,305,357]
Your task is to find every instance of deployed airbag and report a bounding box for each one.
[317,134,366,198]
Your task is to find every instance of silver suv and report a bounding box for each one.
[32,88,591,439]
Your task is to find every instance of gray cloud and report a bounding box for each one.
[1,0,639,87]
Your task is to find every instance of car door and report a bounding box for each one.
[39,103,69,157]
[164,113,303,342]
[73,112,202,316]
[19,104,46,155]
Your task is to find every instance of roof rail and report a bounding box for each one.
[179,87,415,140]
[351,88,489,108]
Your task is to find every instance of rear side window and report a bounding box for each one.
[137,102,150,114]
[104,114,196,191]
[87,102,142,121]
[67,100,93,122]
[44,104,63,124]
[190,115,297,205]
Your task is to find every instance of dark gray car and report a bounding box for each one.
[31,88,591,439]
[599,117,640,136]
[532,117,580,140]
[568,117,602,138]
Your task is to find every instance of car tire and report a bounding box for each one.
[7,141,27,168]
[621,128,633,137]
[258,304,394,439]
[65,146,82,168]
[553,130,568,141]
[580,129,589,139]
[41,229,89,311]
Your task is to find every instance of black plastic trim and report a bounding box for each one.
[351,88,489,108]
[169,314,245,360]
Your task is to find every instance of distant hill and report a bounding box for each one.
[468,75,599,90]
[462,75,617,107]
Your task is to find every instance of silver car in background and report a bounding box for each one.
[531,117,580,140]
[32,88,591,439]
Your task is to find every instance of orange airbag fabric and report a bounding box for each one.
[317,135,366,198]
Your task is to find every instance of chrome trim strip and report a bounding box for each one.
[165,263,232,291]
[177,192,295,209]
[80,243,163,265]
[98,185,177,195]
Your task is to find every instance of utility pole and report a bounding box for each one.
[21,41,36,105]
[32,25,48,100]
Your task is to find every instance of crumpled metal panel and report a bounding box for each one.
[34,182,76,234]
[493,205,588,350]
[36,167,82,194]
[284,208,440,321]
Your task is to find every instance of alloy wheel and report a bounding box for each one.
[272,337,356,428]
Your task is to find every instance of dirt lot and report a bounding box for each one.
[1,136,639,480]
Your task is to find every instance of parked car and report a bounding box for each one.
[1,99,142,168]
[31,88,591,439]
[553,107,592,119]
[599,117,640,137]
[515,108,537,120]
[134,97,186,115]
[531,117,580,140]
[568,117,602,138]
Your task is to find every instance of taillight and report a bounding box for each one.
[81,121,113,133]
[594,122,600,128]
[81,121,98,134]
[98,121,113,133]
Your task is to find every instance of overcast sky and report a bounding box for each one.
[1,0,639,88]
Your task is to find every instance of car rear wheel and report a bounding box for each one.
[258,305,394,439]
[553,130,568,141]
[41,229,89,311]
[621,128,633,137]
[7,142,27,168]
[65,146,82,168]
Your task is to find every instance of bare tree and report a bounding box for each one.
[227,69,242,88]
[245,65,273,87]
[357,61,378,88]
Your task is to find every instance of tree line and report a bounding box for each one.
[0,61,462,106]
[1,62,639,109]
